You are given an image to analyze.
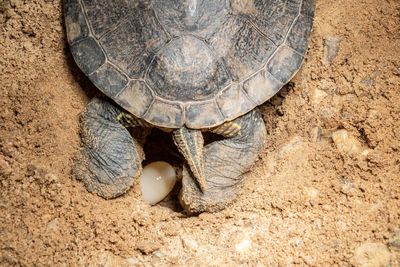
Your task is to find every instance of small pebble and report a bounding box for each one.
[305,187,319,200]
[311,88,328,105]
[388,230,400,249]
[324,36,341,64]
[360,70,381,87]
[360,77,375,87]
[0,157,12,177]
[152,250,167,259]
[126,257,139,265]
[235,238,252,253]
[311,126,322,142]
[139,161,177,205]
[332,130,362,155]
[46,218,59,231]
[182,237,199,251]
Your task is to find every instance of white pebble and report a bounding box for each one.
[139,161,177,205]
[235,239,252,253]
[332,129,362,155]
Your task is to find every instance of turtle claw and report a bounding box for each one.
[179,109,267,213]
[73,97,144,199]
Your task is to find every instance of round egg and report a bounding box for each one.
[139,161,177,205]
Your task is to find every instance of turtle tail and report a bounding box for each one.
[172,127,207,193]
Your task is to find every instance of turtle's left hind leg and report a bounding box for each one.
[179,109,267,213]
[73,97,145,199]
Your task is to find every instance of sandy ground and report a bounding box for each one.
[1,0,400,266]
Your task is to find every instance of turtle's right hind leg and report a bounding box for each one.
[73,97,144,199]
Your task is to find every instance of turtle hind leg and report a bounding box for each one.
[209,121,242,138]
[73,97,144,199]
[179,109,267,214]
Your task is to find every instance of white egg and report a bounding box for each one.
[139,161,177,205]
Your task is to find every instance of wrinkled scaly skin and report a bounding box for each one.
[74,97,266,213]
[73,97,144,199]
[179,109,266,213]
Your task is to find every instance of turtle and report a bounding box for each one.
[64,0,315,213]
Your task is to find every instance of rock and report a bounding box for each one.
[235,238,252,253]
[324,36,340,64]
[388,230,400,249]
[26,164,37,177]
[46,218,59,231]
[310,126,322,142]
[352,243,391,267]
[45,173,59,183]
[301,254,316,266]
[311,88,328,105]
[360,70,381,87]
[304,187,319,200]
[126,257,139,266]
[93,251,132,267]
[136,240,162,255]
[318,79,337,94]
[340,180,356,196]
[332,130,362,156]
[0,156,12,177]
[152,250,167,259]
[360,77,375,87]
[181,237,199,251]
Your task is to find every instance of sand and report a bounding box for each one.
[1,0,399,266]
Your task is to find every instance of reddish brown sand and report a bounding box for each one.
[1,0,399,266]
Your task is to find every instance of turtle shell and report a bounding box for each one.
[65,0,315,129]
